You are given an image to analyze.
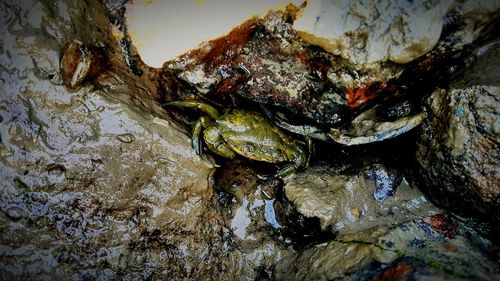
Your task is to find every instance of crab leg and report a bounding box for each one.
[167,101,220,120]
[278,154,305,178]
[191,116,211,156]
[259,105,331,142]
[278,141,309,178]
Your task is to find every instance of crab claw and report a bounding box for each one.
[328,107,425,146]
[257,173,278,181]
[192,136,203,156]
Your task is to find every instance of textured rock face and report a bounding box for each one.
[415,85,500,219]
[413,40,500,222]
[0,1,288,280]
[277,160,499,280]
[293,0,500,66]
[274,218,500,280]
[279,155,499,280]
[284,163,437,234]
[294,0,454,65]
[1,0,499,279]
[0,0,217,278]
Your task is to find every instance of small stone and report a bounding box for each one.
[351,208,361,219]
[60,40,108,90]
[372,261,416,281]
[116,133,135,143]
[46,163,66,173]
[364,164,402,202]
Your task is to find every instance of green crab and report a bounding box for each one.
[168,101,309,177]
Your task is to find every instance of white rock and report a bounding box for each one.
[293,0,454,65]
[125,0,303,68]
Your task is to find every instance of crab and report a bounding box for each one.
[168,101,309,177]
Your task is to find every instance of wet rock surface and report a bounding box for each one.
[0,0,289,279]
[413,40,500,224]
[161,11,363,128]
[283,162,437,235]
[275,217,500,280]
[293,0,454,65]
[293,0,500,66]
[275,179,499,281]
[281,156,499,280]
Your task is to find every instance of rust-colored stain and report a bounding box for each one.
[425,214,458,239]
[444,242,456,252]
[346,82,397,109]
[373,262,415,281]
[217,74,248,94]
[294,51,331,80]
[347,86,372,109]
[186,19,258,67]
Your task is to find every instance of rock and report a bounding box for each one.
[415,85,500,220]
[283,163,437,234]
[293,0,454,65]
[365,163,403,202]
[293,0,500,66]
[424,214,459,238]
[275,236,398,280]
[0,0,289,280]
[124,0,303,67]
[370,260,457,281]
[0,0,214,278]
[2,0,499,279]
[274,218,500,280]
[158,1,499,140]
[160,11,399,129]
[413,39,500,222]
